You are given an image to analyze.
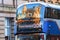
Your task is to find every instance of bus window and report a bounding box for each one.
[57,10,60,19]
[44,7,60,19]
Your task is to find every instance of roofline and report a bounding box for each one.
[17,2,60,9]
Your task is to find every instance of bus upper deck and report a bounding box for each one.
[17,2,60,10]
[15,2,60,34]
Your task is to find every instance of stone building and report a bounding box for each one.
[0,0,28,40]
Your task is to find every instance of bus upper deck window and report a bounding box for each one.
[44,7,60,19]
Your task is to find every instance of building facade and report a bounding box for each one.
[0,0,16,40]
[0,0,28,40]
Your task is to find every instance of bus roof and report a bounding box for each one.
[17,2,60,9]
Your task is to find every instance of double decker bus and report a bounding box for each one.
[14,2,60,40]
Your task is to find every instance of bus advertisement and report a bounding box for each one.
[16,2,44,34]
[14,2,60,40]
[16,3,43,28]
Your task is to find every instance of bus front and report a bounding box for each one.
[15,2,46,40]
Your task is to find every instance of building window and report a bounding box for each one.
[0,0,4,6]
[5,17,14,40]
[4,0,13,5]
[5,18,11,40]
[0,0,2,4]
[2,0,4,5]
[13,0,15,8]
[14,0,17,8]
[0,0,3,4]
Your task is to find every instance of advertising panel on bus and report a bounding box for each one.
[16,3,44,28]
